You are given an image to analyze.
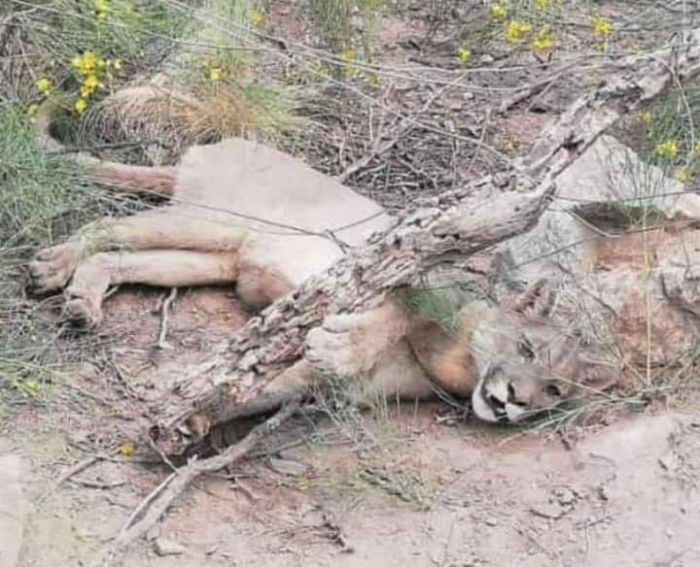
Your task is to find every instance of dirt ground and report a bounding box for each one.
[1,287,699,567]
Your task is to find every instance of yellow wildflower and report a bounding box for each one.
[365,72,381,87]
[337,50,356,78]
[84,74,101,89]
[674,169,691,184]
[35,78,53,95]
[456,45,472,65]
[249,9,264,26]
[112,59,122,70]
[79,73,102,98]
[531,26,554,53]
[74,97,88,115]
[502,136,520,152]
[505,20,532,44]
[654,139,679,158]
[639,111,653,126]
[208,66,223,81]
[22,380,41,397]
[94,0,108,20]
[72,51,103,76]
[535,0,548,10]
[26,104,39,117]
[118,442,136,457]
[489,4,507,20]
[591,16,613,37]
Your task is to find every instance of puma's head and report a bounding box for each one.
[470,281,621,423]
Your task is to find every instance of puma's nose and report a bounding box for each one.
[506,381,529,407]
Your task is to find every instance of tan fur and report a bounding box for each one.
[28,137,700,423]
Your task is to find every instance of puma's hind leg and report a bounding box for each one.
[29,206,245,294]
[64,249,238,326]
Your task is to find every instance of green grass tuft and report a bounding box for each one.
[0,103,135,411]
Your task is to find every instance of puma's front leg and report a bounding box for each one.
[29,206,245,294]
[65,249,238,326]
[304,299,411,377]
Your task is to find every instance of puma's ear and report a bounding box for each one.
[510,279,556,317]
[577,360,623,393]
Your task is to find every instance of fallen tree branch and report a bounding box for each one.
[93,400,301,567]
[147,30,700,455]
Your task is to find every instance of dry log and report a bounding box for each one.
[148,30,700,455]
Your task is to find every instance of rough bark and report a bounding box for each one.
[149,30,700,456]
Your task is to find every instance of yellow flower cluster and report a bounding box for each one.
[505,20,532,44]
[338,49,355,61]
[534,0,548,9]
[249,9,264,27]
[456,45,472,65]
[118,442,136,457]
[531,26,553,53]
[591,16,613,37]
[654,139,679,158]
[337,49,358,78]
[365,72,381,87]
[71,51,120,114]
[674,169,691,184]
[202,61,225,81]
[35,78,53,96]
[94,0,109,21]
[489,3,507,20]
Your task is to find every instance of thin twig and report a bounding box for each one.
[156,287,177,350]
[68,478,127,489]
[36,455,101,504]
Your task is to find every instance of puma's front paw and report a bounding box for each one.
[28,243,82,294]
[305,314,377,377]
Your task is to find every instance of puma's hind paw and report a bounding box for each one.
[63,294,103,328]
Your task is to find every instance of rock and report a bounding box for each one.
[145,525,161,542]
[553,486,577,505]
[659,451,679,472]
[268,457,307,477]
[154,538,186,556]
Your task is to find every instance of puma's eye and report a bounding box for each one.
[517,337,535,360]
[545,383,563,398]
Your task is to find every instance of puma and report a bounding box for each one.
[28,136,700,423]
